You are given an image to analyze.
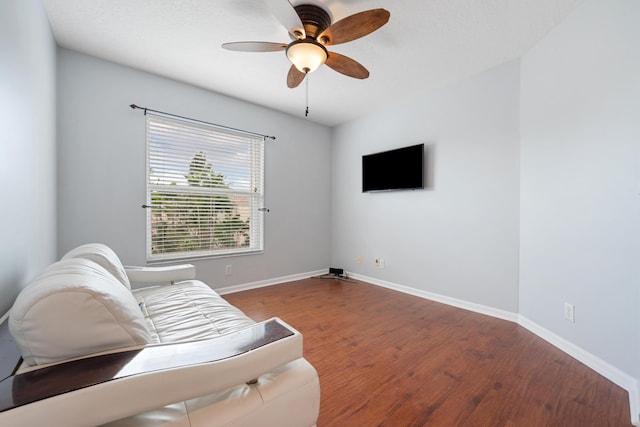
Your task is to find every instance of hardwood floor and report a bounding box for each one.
[223,278,632,426]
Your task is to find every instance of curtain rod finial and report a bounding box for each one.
[130,104,138,109]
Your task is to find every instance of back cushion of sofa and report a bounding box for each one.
[62,243,131,289]
[9,258,152,366]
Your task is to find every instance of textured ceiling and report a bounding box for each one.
[43,0,583,127]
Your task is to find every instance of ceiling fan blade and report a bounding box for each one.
[221,42,286,52]
[264,0,305,40]
[318,9,390,46]
[325,52,369,79]
[287,65,306,88]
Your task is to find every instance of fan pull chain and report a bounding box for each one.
[305,75,309,117]
[304,73,309,117]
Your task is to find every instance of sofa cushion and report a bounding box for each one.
[62,243,131,289]
[9,258,152,366]
[133,280,255,343]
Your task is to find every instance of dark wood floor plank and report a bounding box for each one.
[223,278,632,426]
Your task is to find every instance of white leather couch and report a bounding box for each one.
[0,244,320,426]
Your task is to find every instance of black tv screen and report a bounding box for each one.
[362,143,424,192]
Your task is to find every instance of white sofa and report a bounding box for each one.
[0,244,320,426]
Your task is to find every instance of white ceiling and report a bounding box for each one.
[43,0,583,127]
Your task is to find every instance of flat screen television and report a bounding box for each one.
[362,143,424,192]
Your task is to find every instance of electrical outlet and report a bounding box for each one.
[357,256,362,264]
[225,265,232,275]
[564,302,575,322]
[379,258,385,268]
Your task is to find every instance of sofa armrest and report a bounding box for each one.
[0,318,302,427]
[124,264,196,284]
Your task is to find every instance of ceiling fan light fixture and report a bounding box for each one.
[286,40,327,74]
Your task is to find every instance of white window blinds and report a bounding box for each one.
[146,113,264,261]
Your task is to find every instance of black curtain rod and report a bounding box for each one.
[129,104,276,140]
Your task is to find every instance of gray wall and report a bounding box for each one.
[331,60,521,312]
[0,0,57,315]
[56,49,332,289]
[520,0,640,392]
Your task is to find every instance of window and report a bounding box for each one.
[146,113,264,261]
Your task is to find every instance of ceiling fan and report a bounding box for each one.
[222,0,390,88]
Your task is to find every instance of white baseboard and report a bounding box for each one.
[215,269,326,295]
[348,272,519,323]
[218,270,639,425]
[518,316,640,426]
